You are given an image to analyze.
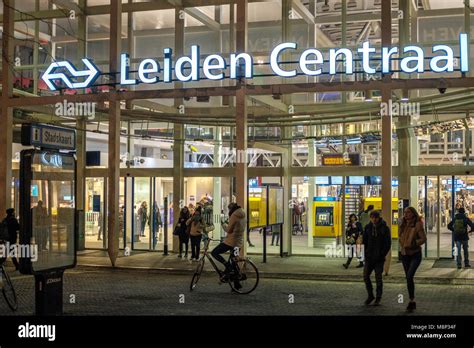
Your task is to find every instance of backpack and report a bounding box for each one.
[453,217,466,237]
[0,219,9,241]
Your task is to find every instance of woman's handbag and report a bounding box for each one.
[346,236,356,245]
[173,224,180,236]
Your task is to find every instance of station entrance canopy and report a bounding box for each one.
[42,34,469,91]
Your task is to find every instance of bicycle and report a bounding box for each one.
[189,237,259,294]
[0,254,18,311]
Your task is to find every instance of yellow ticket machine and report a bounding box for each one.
[248,187,267,229]
[363,197,399,238]
[313,197,342,237]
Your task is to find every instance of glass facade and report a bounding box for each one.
[2,0,474,264]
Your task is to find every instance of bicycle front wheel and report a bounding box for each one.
[230,258,259,295]
[2,266,18,311]
[189,257,205,291]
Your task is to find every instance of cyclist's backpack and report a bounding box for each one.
[0,219,9,241]
[453,217,466,238]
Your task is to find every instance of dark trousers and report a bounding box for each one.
[178,235,189,256]
[363,260,384,299]
[211,242,233,266]
[455,240,470,266]
[190,235,202,259]
[401,251,422,300]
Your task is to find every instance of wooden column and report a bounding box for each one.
[0,0,15,216]
[172,4,185,253]
[235,0,248,252]
[281,0,292,255]
[381,0,393,229]
[76,0,87,250]
[107,0,122,266]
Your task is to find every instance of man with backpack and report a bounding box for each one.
[448,207,473,269]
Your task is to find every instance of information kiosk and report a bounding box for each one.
[19,124,77,316]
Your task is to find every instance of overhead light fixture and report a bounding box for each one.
[401,89,409,102]
[364,90,373,102]
[321,0,330,12]
[196,96,210,102]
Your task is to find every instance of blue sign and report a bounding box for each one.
[21,124,76,151]
[314,196,337,201]
[41,34,469,90]
[31,185,38,197]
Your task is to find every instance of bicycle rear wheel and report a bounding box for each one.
[1,266,18,311]
[189,257,205,291]
[229,258,259,295]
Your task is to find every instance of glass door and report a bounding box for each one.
[133,177,152,250]
[85,177,106,249]
[440,176,455,258]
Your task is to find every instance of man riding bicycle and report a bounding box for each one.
[211,203,247,283]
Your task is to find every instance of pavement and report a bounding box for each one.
[2,268,474,316]
[76,249,474,285]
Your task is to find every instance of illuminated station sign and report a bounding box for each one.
[42,34,469,91]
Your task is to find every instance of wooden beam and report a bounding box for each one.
[107,0,122,267]
[0,0,14,216]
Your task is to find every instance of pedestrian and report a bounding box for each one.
[175,206,190,259]
[270,226,279,246]
[359,204,374,230]
[247,228,255,247]
[343,213,363,269]
[362,210,391,306]
[448,207,473,269]
[151,201,163,242]
[119,205,125,241]
[399,206,427,312]
[1,209,20,270]
[187,206,204,261]
[137,201,148,237]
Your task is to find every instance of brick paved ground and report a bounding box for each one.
[1,267,473,316]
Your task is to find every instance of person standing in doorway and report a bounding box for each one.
[399,206,427,312]
[119,205,125,242]
[2,209,20,270]
[343,214,363,269]
[362,211,391,306]
[270,226,280,246]
[187,206,204,261]
[151,202,163,244]
[448,207,473,269]
[138,201,148,237]
[176,206,190,259]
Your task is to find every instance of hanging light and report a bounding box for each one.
[364,90,373,102]
[401,89,409,102]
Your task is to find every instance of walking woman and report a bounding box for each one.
[176,206,191,259]
[187,206,204,261]
[399,206,427,312]
[343,214,364,269]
